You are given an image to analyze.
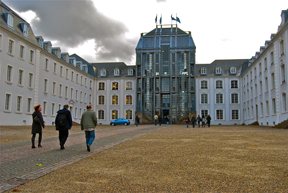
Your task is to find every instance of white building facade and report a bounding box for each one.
[241,9,288,126]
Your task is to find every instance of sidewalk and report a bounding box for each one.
[1,125,288,192]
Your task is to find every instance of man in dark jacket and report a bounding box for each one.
[55,104,72,150]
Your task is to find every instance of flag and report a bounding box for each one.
[176,17,181,23]
[171,15,176,21]
[160,16,162,24]
[155,15,157,24]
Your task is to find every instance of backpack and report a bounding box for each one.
[57,113,67,128]
[185,118,188,123]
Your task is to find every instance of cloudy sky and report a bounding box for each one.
[4,0,287,65]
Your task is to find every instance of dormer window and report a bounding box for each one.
[23,24,28,36]
[82,65,88,73]
[201,67,206,75]
[230,67,236,74]
[216,67,221,75]
[7,13,13,28]
[114,68,120,76]
[128,69,133,76]
[100,69,106,76]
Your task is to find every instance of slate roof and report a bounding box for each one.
[195,59,248,77]
[70,54,96,77]
[0,1,38,45]
[92,62,136,78]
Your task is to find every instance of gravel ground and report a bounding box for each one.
[4,125,288,192]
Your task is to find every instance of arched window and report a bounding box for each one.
[201,67,206,75]
[112,95,118,105]
[99,82,105,90]
[281,64,286,84]
[231,93,239,103]
[201,80,208,89]
[114,68,120,76]
[98,95,104,105]
[112,82,118,90]
[126,95,132,105]
[216,80,223,89]
[112,110,118,119]
[126,110,132,119]
[216,93,223,104]
[100,69,106,76]
[215,67,221,74]
[98,110,104,119]
[282,93,287,112]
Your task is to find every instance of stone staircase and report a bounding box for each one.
[274,119,288,129]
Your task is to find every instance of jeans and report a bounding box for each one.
[198,122,200,127]
[159,121,162,126]
[186,123,189,128]
[207,122,210,127]
[155,119,157,125]
[59,130,69,146]
[192,122,195,128]
[85,130,95,146]
[136,121,139,126]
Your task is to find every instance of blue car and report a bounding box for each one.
[110,118,130,126]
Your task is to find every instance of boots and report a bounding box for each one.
[38,136,42,147]
[31,138,36,148]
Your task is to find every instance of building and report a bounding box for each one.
[135,25,196,123]
[0,1,96,125]
[241,9,288,126]
[92,62,136,125]
[195,59,248,125]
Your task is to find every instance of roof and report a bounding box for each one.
[70,54,96,77]
[92,62,136,78]
[195,59,248,77]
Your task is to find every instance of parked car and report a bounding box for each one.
[110,118,130,126]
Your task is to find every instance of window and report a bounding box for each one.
[59,84,62,97]
[85,78,87,87]
[98,110,104,119]
[231,80,238,88]
[71,71,74,81]
[112,95,118,105]
[65,86,68,98]
[272,98,276,114]
[281,64,286,84]
[216,110,223,120]
[101,69,106,76]
[201,94,208,104]
[98,95,104,105]
[29,50,34,63]
[128,69,133,75]
[80,91,83,102]
[89,94,92,104]
[19,45,24,59]
[75,90,78,101]
[232,110,239,120]
[70,88,73,99]
[126,95,132,105]
[265,77,269,92]
[216,80,223,89]
[16,96,22,112]
[43,101,47,115]
[260,103,264,117]
[6,65,12,82]
[112,110,118,119]
[126,110,132,119]
[283,93,287,112]
[8,39,14,54]
[230,67,236,74]
[260,81,263,94]
[114,68,120,76]
[45,58,49,70]
[270,52,274,65]
[44,79,48,93]
[74,107,77,118]
[215,67,221,74]
[28,73,33,88]
[280,39,284,56]
[231,93,238,103]
[7,14,14,28]
[60,66,63,76]
[18,69,23,85]
[76,74,79,83]
[66,69,69,79]
[264,58,268,70]
[51,103,55,116]
[90,80,92,89]
[216,93,223,104]
[0,34,3,51]
[23,24,28,36]
[53,63,57,74]
[52,82,56,95]
[112,82,118,90]
[271,73,275,89]
[266,101,269,116]
[81,76,83,85]
[201,110,208,117]
[126,82,132,90]
[5,93,11,111]
[201,80,208,89]
[99,82,105,90]
[84,93,87,103]
[201,67,206,75]
[27,98,32,113]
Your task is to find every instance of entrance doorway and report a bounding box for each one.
[162,109,170,124]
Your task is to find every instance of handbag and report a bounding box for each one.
[33,116,40,123]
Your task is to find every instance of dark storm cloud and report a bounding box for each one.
[5,0,137,64]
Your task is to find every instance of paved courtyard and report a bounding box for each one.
[1,124,288,192]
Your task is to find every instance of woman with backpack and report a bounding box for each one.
[185,115,190,128]
[31,104,45,148]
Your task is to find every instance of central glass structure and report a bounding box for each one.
[136,25,196,124]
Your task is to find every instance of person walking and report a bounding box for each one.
[135,115,140,126]
[206,115,211,127]
[197,115,202,128]
[80,104,97,152]
[158,115,162,126]
[202,115,206,127]
[185,115,190,128]
[31,104,45,148]
[154,114,158,125]
[55,104,72,150]
[191,114,196,128]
